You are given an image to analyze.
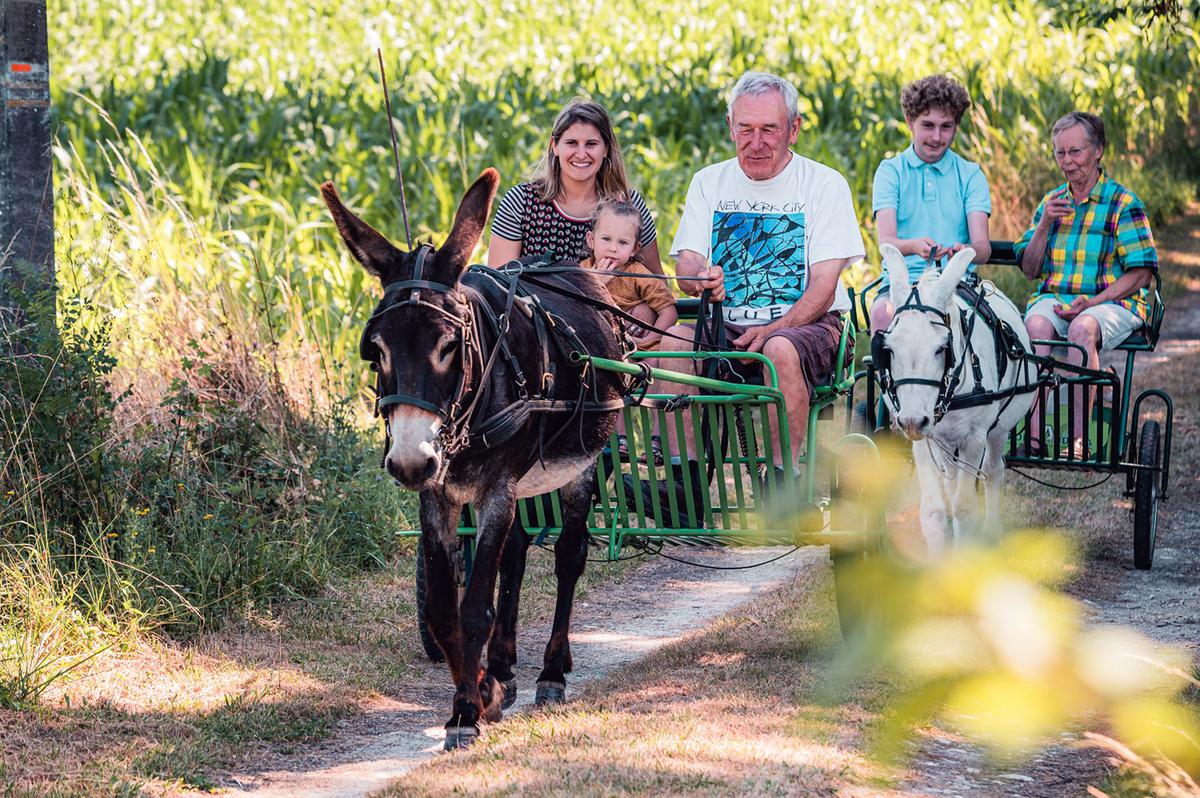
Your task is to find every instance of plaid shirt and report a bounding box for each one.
[1014,173,1158,320]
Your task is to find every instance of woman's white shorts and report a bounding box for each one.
[1024,297,1143,350]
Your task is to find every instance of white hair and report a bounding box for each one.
[727,72,800,124]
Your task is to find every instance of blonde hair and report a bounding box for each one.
[591,198,642,234]
[588,199,644,263]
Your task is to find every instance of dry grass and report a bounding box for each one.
[381,561,902,797]
[1085,732,1200,798]
[0,538,648,796]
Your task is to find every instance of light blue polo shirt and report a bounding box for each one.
[872,145,991,286]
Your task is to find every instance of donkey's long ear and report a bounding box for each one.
[933,247,975,306]
[881,244,911,305]
[321,182,403,281]
[435,168,500,281]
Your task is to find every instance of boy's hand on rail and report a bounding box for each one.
[909,237,939,259]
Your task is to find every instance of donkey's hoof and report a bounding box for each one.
[535,680,566,706]
[480,677,504,723]
[501,678,518,710]
[444,724,479,751]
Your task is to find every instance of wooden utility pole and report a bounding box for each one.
[0,0,53,324]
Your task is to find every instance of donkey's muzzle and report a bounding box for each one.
[386,451,441,490]
[896,413,932,441]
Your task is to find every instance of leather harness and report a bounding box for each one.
[363,249,625,483]
[872,272,1044,426]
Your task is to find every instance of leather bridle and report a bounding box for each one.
[872,281,962,424]
[361,251,626,485]
[873,274,1045,427]
[361,245,481,477]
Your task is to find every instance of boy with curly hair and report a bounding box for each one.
[870,74,993,332]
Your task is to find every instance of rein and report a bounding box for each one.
[498,263,711,284]
[364,253,625,483]
[505,262,737,352]
[873,269,1047,426]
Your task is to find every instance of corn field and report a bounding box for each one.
[50,0,1200,398]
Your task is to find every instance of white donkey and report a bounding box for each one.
[875,244,1037,556]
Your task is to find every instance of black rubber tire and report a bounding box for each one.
[830,550,872,641]
[1133,420,1160,571]
[850,400,871,436]
[829,450,880,640]
[415,537,445,663]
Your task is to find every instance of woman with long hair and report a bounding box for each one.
[488,99,662,274]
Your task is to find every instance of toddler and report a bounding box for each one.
[583,200,677,349]
[583,200,677,464]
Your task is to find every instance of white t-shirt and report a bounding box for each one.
[670,152,864,325]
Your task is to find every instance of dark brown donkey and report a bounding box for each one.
[321,169,625,749]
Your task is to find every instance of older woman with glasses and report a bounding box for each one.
[1016,111,1159,456]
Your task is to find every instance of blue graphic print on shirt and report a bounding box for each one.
[711,211,808,312]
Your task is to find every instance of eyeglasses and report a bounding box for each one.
[1053,146,1093,161]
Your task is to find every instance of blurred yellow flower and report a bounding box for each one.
[1075,627,1188,699]
[946,673,1066,755]
[852,529,1198,780]
[1112,698,1200,775]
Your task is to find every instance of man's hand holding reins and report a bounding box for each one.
[696,265,725,301]
[674,250,725,301]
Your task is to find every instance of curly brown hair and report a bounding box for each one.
[900,75,971,123]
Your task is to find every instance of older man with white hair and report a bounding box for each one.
[642,71,865,521]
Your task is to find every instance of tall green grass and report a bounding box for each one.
[50,0,1199,382]
[0,255,414,694]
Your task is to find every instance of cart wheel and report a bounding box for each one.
[850,400,871,435]
[829,448,883,640]
[1133,420,1160,571]
[415,538,445,663]
[830,549,873,640]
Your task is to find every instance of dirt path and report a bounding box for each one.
[222,546,823,798]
